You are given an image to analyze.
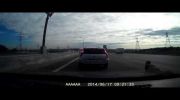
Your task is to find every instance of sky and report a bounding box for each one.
[0,13,180,49]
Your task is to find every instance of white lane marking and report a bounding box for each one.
[52,57,79,72]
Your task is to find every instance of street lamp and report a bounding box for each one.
[40,12,54,54]
[83,39,84,48]
[79,37,84,48]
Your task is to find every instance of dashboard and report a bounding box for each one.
[0,73,180,88]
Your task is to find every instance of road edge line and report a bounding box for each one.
[52,57,79,72]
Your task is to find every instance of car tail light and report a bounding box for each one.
[79,48,84,57]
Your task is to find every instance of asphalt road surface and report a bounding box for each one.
[50,53,180,74]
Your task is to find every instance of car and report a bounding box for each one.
[79,48,84,56]
[78,48,109,69]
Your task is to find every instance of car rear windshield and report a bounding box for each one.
[83,49,105,54]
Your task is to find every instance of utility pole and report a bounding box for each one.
[17,32,25,51]
[17,31,32,51]
[135,37,140,51]
[165,32,171,47]
[40,12,53,54]
[19,33,22,50]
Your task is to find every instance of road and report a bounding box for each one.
[0,52,78,72]
[44,53,180,74]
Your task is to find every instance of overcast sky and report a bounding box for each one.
[0,13,180,49]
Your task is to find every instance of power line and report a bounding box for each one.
[135,37,140,50]
[16,32,32,50]
[165,32,171,47]
[17,32,25,50]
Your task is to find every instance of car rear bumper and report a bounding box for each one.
[79,59,108,65]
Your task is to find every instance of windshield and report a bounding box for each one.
[0,13,180,79]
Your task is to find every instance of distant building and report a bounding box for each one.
[115,48,124,54]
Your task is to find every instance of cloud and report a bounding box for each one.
[0,13,180,49]
[0,13,45,34]
[144,27,180,36]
